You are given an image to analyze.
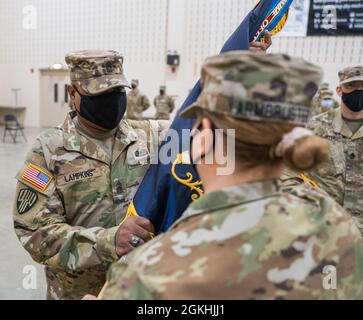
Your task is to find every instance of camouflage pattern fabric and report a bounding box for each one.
[102,180,363,300]
[320,83,330,90]
[339,66,363,85]
[13,112,169,299]
[65,50,130,95]
[127,90,151,120]
[282,108,363,235]
[310,88,339,118]
[180,52,322,125]
[101,52,363,300]
[154,94,175,120]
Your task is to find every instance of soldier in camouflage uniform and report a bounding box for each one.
[154,85,175,120]
[126,79,150,120]
[310,85,339,118]
[100,52,363,300]
[281,66,363,235]
[13,50,169,300]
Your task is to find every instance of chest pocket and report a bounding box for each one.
[56,163,110,222]
[127,142,150,168]
[111,139,150,211]
[319,135,345,177]
[126,142,150,188]
[330,141,345,175]
[128,95,138,106]
[157,98,167,106]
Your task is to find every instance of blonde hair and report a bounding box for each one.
[205,111,329,172]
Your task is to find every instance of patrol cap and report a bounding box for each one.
[181,51,323,125]
[65,50,130,95]
[160,85,166,90]
[319,83,330,90]
[339,66,363,85]
[131,79,139,85]
[320,89,334,99]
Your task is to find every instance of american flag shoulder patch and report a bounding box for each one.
[21,163,53,191]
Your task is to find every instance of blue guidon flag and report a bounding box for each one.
[254,0,293,42]
[126,0,294,234]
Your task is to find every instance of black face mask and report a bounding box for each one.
[160,90,165,95]
[74,87,127,130]
[131,84,137,90]
[342,90,363,113]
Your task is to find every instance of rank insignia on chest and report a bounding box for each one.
[17,189,38,214]
[21,163,53,191]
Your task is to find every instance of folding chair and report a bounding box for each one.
[3,114,27,143]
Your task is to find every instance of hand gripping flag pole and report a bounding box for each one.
[125,0,293,236]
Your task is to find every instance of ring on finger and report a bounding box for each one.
[131,234,141,247]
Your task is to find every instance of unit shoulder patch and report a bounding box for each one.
[17,189,38,214]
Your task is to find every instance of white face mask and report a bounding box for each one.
[321,99,334,108]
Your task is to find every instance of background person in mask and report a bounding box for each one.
[281,66,363,235]
[153,85,175,120]
[96,52,363,300]
[310,85,339,118]
[320,90,339,113]
[126,79,151,120]
[12,50,168,300]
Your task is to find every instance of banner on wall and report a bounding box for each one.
[278,0,310,37]
[277,0,363,37]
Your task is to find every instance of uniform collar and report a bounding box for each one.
[332,108,352,138]
[333,108,363,139]
[353,125,363,140]
[129,89,140,96]
[62,112,138,164]
[171,180,280,230]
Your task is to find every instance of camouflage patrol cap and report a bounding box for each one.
[160,85,166,90]
[181,51,323,125]
[65,50,130,95]
[319,83,330,90]
[320,89,334,99]
[339,66,363,85]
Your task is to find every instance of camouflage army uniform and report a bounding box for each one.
[127,82,150,120]
[310,88,339,118]
[154,88,175,120]
[101,52,363,300]
[103,181,363,300]
[13,50,169,300]
[282,66,363,234]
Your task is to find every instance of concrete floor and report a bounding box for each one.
[0,127,46,300]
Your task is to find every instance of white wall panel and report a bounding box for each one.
[0,0,168,65]
[0,0,362,126]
